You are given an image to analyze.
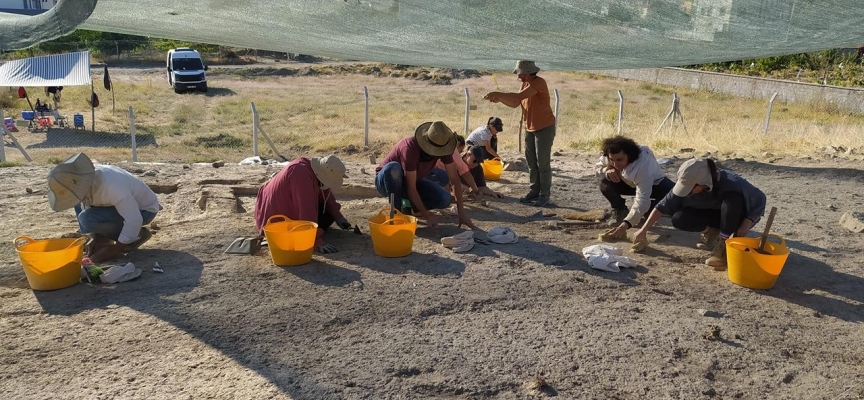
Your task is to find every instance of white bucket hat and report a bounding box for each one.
[310,154,347,190]
[487,226,519,244]
[47,153,95,211]
[513,60,540,75]
[414,121,457,157]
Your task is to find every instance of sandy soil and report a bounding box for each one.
[0,150,863,399]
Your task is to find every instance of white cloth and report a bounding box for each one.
[99,262,143,283]
[595,146,668,227]
[582,244,639,273]
[487,226,518,244]
[466,125,492,146]
[84,165,161,244]
[441,231,474,252]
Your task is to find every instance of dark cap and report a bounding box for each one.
[469,145,484,161]
[488,116,503,132]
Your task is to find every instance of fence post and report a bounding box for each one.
[129,106,137,162]
[364,86,370,147]
[251,102,258,156]
[464,88,470,135]
[0,110,6,162]
[617,90,624,135]
[553,89,560,119]
[762,92,779,135]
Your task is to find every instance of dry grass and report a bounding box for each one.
[2,69,863,165]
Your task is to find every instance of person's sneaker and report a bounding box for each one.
[519,191,540,204]
[696,227,720,250]
[127,227,152,250]
[533,196,550,207]
[705,241,728,270]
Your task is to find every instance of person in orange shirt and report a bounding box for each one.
[483,60,556,207]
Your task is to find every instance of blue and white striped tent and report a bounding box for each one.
[0,51,90,87]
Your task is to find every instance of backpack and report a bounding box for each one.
[89,93,100,108]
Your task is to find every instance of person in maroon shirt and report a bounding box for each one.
[375,121,477,229]
[255,155,351,254]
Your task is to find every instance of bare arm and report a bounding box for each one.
[404,170,429,219]
[484,85,537,108]
[633,208,666,244]
[444,163,477,229]
[484,141,500,160]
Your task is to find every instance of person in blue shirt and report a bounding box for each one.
[633,158,767,270]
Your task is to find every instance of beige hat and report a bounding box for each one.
[414,121,457,157]
[513,60,540,75]
[672,158,713,197]
[47,153,95,211]
[310,154,347,190]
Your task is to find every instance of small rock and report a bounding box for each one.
[25,187,32,194]
[130,168,145,174]
[212,161,225,168]
[196,194,208,210]
[149,221,160,231]
[828,204,837,211]
[782,372,795,384]
[812,311,823,318]
[762,152,774,158]
[697,309,724,318]
[700,152,713,158]
[839,212,864,233]
[702,325,721,341]
[144,170,157,177]
[368,154,376,164]
[503,161,527,172]
[182,164,190,169]
[679,148,695,153]
[542,211,556,217]
[553,151,562,156]
[702,387,716,397]
[360,167,368,175]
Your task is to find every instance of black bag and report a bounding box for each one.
[88,93,100,108]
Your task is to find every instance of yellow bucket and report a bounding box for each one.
[481,159,503,180]
[14,236,86,291]
[368,208,417,257]
[262,215,318,266]
[726,234,789,290]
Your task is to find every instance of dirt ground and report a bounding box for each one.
[1,148,862,399]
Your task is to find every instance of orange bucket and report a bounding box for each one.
[262,215,318,266]
[14,236,86,291]
[481,159,503,180]
[726,234,790,290]
[368,208,417,257]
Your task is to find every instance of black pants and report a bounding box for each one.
[318,202,335,230]
[468,164,487,188]
[600,177,674,211]
[670,192,746,235]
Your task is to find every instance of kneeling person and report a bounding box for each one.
[255,155,352,254]
[47,153,160,263]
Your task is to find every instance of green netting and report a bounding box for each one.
[2,0,864,71]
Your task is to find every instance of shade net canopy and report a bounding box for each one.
[0,51,91,87]
[1,0,863,71]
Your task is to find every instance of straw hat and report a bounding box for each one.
[414,121,457,157]
[672,158,713,197]
[310,154,347,190]
[513,60,540,75]
[47,153,95,211]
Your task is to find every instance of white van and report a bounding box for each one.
[166,48,208,93]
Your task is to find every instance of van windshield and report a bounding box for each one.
[173,57,204,71]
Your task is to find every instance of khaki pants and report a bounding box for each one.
[524,124,556,197]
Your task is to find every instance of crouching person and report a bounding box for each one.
[47,153,160,263]
[633,158,767,270]
[375,121,477,229]
[255,155,352,254]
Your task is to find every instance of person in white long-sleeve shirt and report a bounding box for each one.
[47,153,160,263]
[596,136,674,239]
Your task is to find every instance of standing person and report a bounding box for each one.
[598,136,674,240]
[483,60,556,207]
[633,158,767,269]
[47,153,160,263]
[466,116,503,162]
[375,121,477,229]
[255,155,352,254]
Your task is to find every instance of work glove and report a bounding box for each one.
[316,243,338,254]
[337,220,353,230]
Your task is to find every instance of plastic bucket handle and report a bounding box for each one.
[266,215,291,225]
[13,236,86,250]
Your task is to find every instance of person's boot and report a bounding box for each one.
[127,227,152,250]
[519,190,540,204]
[696,227,720,250]
[533,195,550,207]
[705,240,728,270]
[85,233,113,257]
[613,208,629,224]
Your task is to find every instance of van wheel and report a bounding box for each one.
[174,87,183,94]
[198,84,208,93]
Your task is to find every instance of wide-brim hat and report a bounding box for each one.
[414,121,457,157]
[310,154,347,190]
[47,153,95,211]
[513,60,540,75]
[672,158,713,197]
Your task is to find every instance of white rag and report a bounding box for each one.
[582,244,639,273]
[487,226,518,244]
[441,231,474,253]
[100,262,143,283]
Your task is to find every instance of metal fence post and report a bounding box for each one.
[617,90,624,135]
[464,88,470,135]
[364,86,370,147]
[762,92,779,135]
[0,110,6,162]
[553,89,560,119]
[251,102,258,156]
[129,106,138,162]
